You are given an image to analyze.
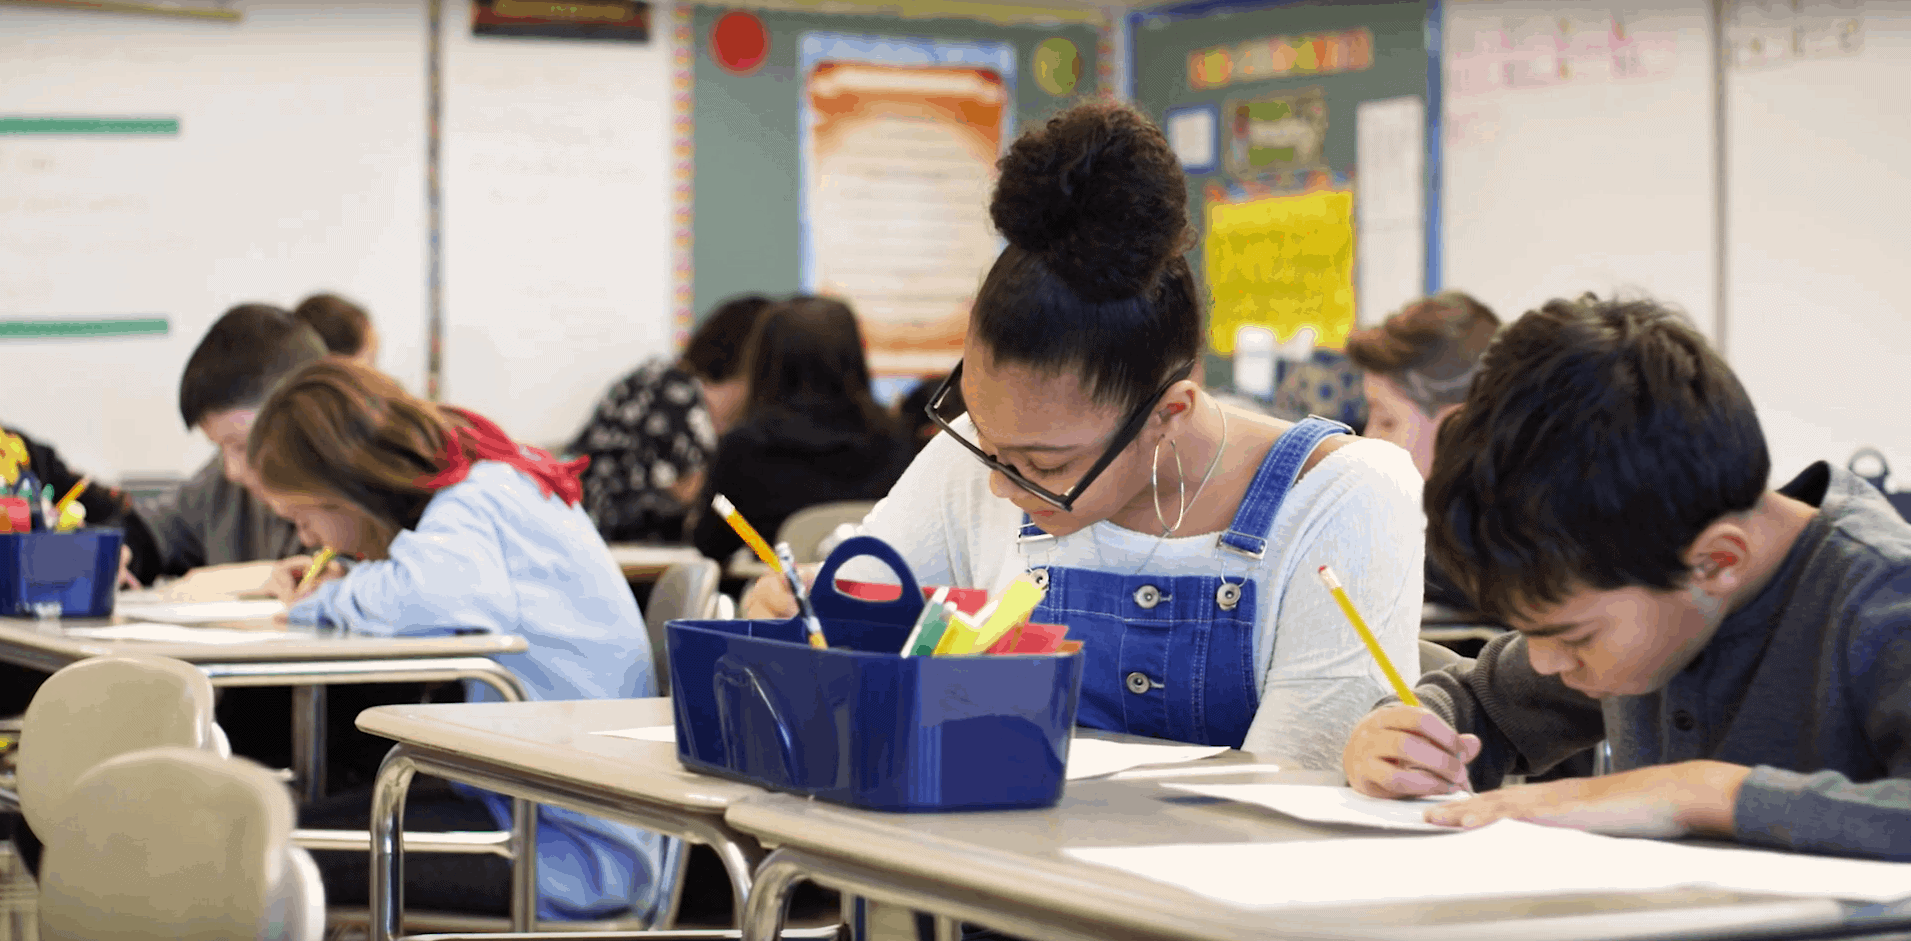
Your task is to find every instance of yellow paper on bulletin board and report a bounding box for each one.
[1204,189,1355,354]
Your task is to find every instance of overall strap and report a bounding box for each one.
[1215,415,1352,560]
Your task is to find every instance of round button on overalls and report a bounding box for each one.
[1125,672,1153,694]
[1133,585,1162,609]
[1216,582,1241,611]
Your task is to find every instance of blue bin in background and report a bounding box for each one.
[0,529,122,619]
[668,536,1084,812]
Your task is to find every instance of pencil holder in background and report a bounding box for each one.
[0,528,123,619]
[667,535,1085,812]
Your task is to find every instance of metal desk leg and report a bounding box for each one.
[510,796,537,931]
[741,852,807,941]
[291,684,327,805]
[370,744,419,941]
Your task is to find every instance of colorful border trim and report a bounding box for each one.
[671,2,697,347]
[0,317,169,340]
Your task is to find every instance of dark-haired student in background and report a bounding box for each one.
[897,373,962,454]
[571,295,771,542]
[692,296,912,563]
[1344,292,1500,616]
[293,291,379,366]
[1343,295,1911,860]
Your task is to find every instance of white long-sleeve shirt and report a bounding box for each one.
[852,418,1425,769]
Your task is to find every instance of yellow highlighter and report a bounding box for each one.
[962,576,1047,654]
[52,476,90,518]
[712,494,780,571]
[1317,565,1420,708]
[297,546,338,595]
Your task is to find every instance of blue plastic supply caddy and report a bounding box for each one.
[667,536,1084,812]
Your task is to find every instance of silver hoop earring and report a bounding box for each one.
[1152,438,1187,536]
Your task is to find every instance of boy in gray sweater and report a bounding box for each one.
[1342,294,1911,860]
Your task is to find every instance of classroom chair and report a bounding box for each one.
[1416,638,1470,677]
[36,746,325,941]
[644,558,722,698]
[775,501,878,564]
[16,654,230,852]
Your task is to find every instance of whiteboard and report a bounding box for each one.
[0,1,429,480]
[439,1,674,449]
[1441,1,1715,343]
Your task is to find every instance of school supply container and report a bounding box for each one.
[0,528,122,619]
[667,536,1083,812]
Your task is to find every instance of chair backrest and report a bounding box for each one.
[644,558,721,697]
[774,501,878,563]
[1417,639,1471,677]
[37,746,323,941]
[17,654,220,837]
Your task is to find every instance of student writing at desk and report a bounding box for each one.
[748,102,1424,769]
[1343,295,1911,860]
[249,358,675,922]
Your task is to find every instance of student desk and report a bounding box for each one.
[0,615,529,807]
[607,544,707,582]
[729,768,1867,941]
[355,697,802,940]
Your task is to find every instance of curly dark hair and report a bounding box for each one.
[971,102,1199,411]
[1425,294,1770,622]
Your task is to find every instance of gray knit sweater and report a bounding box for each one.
[1403,463,1911,860]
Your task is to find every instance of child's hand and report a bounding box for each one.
[268,554,345,603]
[116,544,141,590]
[739,563,821,619]
[1343,705,1482,798]
[1421,761,1750,839]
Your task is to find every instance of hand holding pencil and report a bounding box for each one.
[1322,565,1481,798]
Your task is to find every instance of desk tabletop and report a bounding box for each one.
[728,772,1842,941]
[0,616,525,669]
[606,544,707,581]
[355,698,764,813]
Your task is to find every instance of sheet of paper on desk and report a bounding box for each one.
[65,623,302,645]
[1066,820,1911,909]
[114,600,287,624]
[1065,739,1230,780]
[1166,783,1466,831]
[592,726,676,743]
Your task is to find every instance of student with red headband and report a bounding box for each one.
[246,358,676,924]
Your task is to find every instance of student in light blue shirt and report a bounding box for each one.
[246,357,677,923]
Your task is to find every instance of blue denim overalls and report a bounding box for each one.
[1018,416,1351,747]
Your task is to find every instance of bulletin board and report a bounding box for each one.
[1129,0,1433,389]
[688,4,1102,374]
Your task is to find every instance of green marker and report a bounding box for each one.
[902,588,953,657]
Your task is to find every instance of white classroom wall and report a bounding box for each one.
[0,0,677,480]
[0,1,430,480]
[1442,0,1911,487]
[440,1,675,448]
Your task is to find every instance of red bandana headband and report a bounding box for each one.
[415,407,588,506]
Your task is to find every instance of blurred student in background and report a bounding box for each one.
[1345,292,1500,614]
[571,295,771,542]
[293,292,379,366]
[693,296,912,562]
[897,373,961,454]
[251,358,675,923]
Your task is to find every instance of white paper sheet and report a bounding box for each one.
[65,623,301,646]
[113,600,287,624]
[1066,819,1911,909]
[591,726,677,743]
[1065,739,1231,780]
[1168,783,1466,831]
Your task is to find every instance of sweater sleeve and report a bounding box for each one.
[1733,577,1911,860]
[1400,630,1608,789]
[287,487,515,637]
[127,460,220,582]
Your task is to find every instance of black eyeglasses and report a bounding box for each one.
[925,359,1197,512]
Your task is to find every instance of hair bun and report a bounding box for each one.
[990,103,1189,303]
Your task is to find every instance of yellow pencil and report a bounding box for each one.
[1317,565,1420,708]
[298,546,338,595]
[712,494,780,571]
[52,476,90,517]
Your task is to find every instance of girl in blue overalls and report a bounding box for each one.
[745,100,1425,941]
[750,101,1424,766]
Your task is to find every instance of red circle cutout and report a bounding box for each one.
[712,12,769,75]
